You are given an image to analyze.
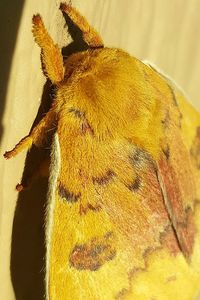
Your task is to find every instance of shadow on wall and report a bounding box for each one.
[10,8,90,300]
[11,81,53,300]
[0,0,25,144]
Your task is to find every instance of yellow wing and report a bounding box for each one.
[46,60,200,300]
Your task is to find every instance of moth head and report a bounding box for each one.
[32,3,104,86]
[32,4,159,140]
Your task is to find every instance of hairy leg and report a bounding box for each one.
[4,108,56,159]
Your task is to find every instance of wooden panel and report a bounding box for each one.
[0,0,199,299]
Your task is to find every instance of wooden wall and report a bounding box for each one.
[0,1,199,299]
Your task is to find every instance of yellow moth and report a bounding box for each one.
[4,3,200,300]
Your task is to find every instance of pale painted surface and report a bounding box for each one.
[0,0,200,299]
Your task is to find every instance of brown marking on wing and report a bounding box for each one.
[114,142,196,299]
[68,107,94,135]
[113,145,194,299]
[162,144,170,160]
[68,107,85,118]
[115,225,186,300]
[159,225,180,256]
[129,147,156,171]
[79,203,101,215]
[157,155,196,258]
[129,147,193,258]
[58,184,81,203]
[131,148,146,165]
[92,169,115,185]
[115,289,128,300]
[115,224,181,299]
[81,120,94,135]
[126,175,141,191]
[69,232,116,271]
[191,126,200,169]
[161,110,170,129]
[115,247,159,299]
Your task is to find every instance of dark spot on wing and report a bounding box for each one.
[132,148,143,164]
[69,232,116,271]
[68,107,85,118]
[79,203,101,215]
[58,184,81,203]
[104,231,114,239]
[162,145,170,160]
[130,148,155,170]
[161,110,170,129]
[127,175,141,191]
[81,121,94,135]
[92,170,115,185]
[115,288,129,299]
[68,107,94,135]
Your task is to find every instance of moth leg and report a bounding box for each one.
[60,3,104,48]
[32,14,64,84]
[4,109,56,159]
[16,156,50,191]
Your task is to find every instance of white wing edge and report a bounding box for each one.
[45,133,61,300]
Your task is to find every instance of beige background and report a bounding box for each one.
[0,0,200,299]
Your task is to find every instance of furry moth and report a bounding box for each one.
[4,3,200,300]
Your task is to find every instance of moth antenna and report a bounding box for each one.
[32,14,64,84]
[60,3,104,48]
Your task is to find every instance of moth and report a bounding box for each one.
[4,3,200,300]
